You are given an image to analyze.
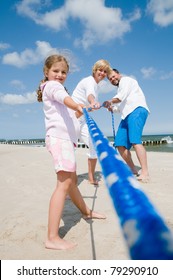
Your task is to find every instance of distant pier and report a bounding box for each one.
[0,139,167,147]
[0,139,45,146]
[142,139,167,146]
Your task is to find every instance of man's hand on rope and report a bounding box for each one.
[102,100,113,112]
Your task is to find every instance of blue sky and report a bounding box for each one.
[0,0,173,140]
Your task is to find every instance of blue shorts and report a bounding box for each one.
[115,107,149,150]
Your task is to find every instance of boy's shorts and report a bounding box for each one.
[115,107,149,150]
[46,136,76,173]
[78,117,97,159]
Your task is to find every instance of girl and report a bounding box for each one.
[37,54,105,250]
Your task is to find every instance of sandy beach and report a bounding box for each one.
[0,144,173,260]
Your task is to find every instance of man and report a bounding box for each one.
[103,69,150,182]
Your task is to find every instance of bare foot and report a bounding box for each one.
[65,194,71,200]
[88,180,99,185]
[45,237,77,250]
[83,210,106,220]
[132,169,139,176]
[137,176,150,183]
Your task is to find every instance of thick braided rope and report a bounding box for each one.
[83,108,173,260]
[111,111,116,144]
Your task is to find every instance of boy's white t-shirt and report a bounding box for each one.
[72,75,99,106]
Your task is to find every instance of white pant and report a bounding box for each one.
[78,117,97,159]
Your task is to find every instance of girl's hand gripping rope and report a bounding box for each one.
[75,103,85,118]
[87,102,101,112]
[87,102,113,112]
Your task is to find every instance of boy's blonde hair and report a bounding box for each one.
[92,59,111,76]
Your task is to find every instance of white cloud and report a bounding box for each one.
[2,41,53,68]
[16,0,141,49]
[147,0,173,27]
[0,42,11,50]
[16,0,51,19]
[141,67,156,79]
[141,67,173,80]
[0,92,37,105]
[160,71,173,80]
[2,40,79,71]
[10,80,26,90]
[67,0,137,49]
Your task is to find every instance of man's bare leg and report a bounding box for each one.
[117,146,138,175]
[133,144,149,181]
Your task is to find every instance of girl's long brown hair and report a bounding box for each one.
[36,54,69,102]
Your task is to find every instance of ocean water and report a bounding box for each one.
[107,134,173,153]
[1,134,173,153]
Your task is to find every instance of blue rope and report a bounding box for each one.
[83,108,173,260]
[88,103,116,146]
[111,111,116,146]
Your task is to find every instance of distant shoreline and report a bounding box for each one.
[1,133,173,142]
[0,134,173,153]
